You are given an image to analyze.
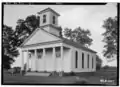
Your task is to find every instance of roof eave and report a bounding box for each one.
[37,8,60,16]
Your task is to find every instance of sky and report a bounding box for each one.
[3,3,117,67]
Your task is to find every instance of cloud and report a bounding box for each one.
[59,4,117,66]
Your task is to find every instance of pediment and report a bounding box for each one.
[22,28,61,46]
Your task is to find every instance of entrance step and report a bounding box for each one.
[25,72,51,76]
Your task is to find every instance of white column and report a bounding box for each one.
[21,50,24,71]
[35,49,37,71]
[61,46,63,72]
[43,48,46,71]
[52,47,56,71]
[26,50,29,71]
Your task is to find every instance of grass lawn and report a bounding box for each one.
[3,74,78,84]
[2,70,117,85]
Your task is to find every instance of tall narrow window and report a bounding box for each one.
[75,51,78,68]
[43,15,46,23]
[82,53,84,68]
[92,57,94,68]
[37,16,40,26]
[87,54,89,68]
[53,16,55,24]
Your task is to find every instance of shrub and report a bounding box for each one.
[49,71,59,76]
[75,79,89,84]
[103,65,109,70]
[8,68,16,75]
[13,67,21,73]
[63,72,75,76]
[109,75,117,84]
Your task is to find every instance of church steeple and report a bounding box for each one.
[37,7,61,36]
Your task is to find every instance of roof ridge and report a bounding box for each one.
[62,38,97,53]
[38,29,96,53]
[20,26,96,53]
[37,7,60,16]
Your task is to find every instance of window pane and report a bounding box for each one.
[37,16,40,25]
[43,15,46,23]
[88,54,89,68]
[92,57,94,68]
[56,51,61,58]
[82,53,84,68]
[53,16,55,24]
[75,51,78,68]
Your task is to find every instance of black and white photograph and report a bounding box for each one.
[2,2,119,86]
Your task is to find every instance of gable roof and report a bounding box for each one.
[20,27,97,53]
[61,38,97,53]
[37,7,60,16]
[41,30,97,53]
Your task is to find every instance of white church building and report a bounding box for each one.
[20,8,97,74]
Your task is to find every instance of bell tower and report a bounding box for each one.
[37,7,61,36]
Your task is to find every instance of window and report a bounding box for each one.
[29,53,32,59]
[56,51,61,58]
[87,54,89,68]
[92,57,94,68]
[82,53,84,68]
[37,16,40,25]
[53,16,55,24]
[43,15,46,23]
[37,49,43,59]
[75,51,78,68]
[37,52,43,59]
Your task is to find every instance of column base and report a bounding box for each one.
[20,70,26,75]
[49,71,64,77]
[59,71,64,77]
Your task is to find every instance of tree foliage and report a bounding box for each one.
[3,25,19,69]
[96,55,102,70]
[102,16,117,59]
[15,15,39,46]
[64,27,93,47]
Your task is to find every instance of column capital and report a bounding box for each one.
[61,46,63,47]
[34,49,37,51]
[42,48,46,50]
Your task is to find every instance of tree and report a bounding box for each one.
[15,15,39,46]
[3,25,19,69]
[63,27,93,47]
[25,15,39,31]
[102,16,117,59]
[96,55,102,70]
[103,65,109,70]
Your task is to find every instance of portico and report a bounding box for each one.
[21,43,71,73]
